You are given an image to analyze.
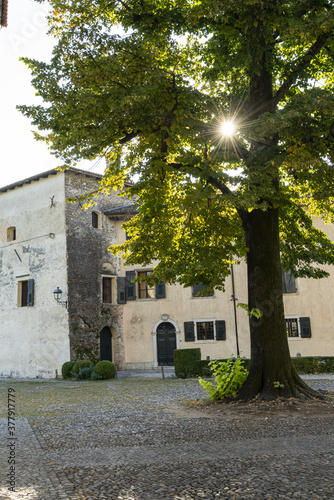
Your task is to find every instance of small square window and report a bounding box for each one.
[7,227,16,242]
[92,211,101,229]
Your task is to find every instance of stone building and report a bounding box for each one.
[1,167,334,378]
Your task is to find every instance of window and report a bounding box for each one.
[7,226,16,242]
[137,271,155,299]
[92,211,101,229]
[286,318,299,338]
[286,317,311,339]
[192,283,214,297]
[196,321,214,340]
[117,271,166,303]
[17,279,34,307]
[282,269,297,293]
[102,277,116,304]
[184,320,226,342]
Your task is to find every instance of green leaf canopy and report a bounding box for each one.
[19,0,334,288]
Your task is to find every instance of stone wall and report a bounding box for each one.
[64,170,129,368]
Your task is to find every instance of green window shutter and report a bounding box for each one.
[282,269,297,293]
[184,322,195,342]
[216,320,226,341]
[300,317,311,338]
[126,271,136,300]
[155,282,166,299]
[117,277,126,304]
[27,279,34,307]
[282,268,287,293]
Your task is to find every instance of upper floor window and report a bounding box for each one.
[117,270,166,303]
[102,276,116,304]
[17,279,34,307]
[192,283,214,297]
[92,211,101,229]
[137,270,155,299]
[7,226,16,242]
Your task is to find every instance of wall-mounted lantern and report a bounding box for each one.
[53,287,68,309]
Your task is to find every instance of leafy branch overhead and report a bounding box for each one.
[19,0,334,288]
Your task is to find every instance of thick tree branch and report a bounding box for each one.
[274,31,333,105]
[119,130,141,144]
[167,162,233,197]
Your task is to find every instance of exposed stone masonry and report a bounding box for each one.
[65,171,129,368]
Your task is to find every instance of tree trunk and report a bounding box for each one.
[238,207,321,401]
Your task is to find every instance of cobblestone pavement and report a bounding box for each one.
[0,374,334,500]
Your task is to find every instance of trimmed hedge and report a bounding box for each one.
[72,360,94,375]
[291,356,334,374]
[174,348,201,378]
[61,361,76,380]
[194,357,334,377]
[94,360,116,380]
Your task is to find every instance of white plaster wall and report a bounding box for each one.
[0,172,70,378]
[285,217,334,357]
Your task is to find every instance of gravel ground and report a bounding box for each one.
[0,375,333,500]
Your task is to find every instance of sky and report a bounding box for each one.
[0,0,103,188]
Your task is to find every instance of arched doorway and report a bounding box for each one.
[157,322,176,366]
[100,326,112,361]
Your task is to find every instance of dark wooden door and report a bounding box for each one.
[157,322,176,366]
[100,327,112,361]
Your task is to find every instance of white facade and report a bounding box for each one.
[0,171,70,377]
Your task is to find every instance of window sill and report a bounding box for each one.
[136,298,157,301]
[195,340,218,343]
[288,337,302,340]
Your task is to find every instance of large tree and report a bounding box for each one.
[20,0,334,400]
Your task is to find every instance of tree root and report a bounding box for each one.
[233,368,325,403]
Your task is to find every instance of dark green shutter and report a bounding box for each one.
[126,271,136,300]
[282,269,297,293]
[155,282,166,299]
[184,322,195,342]
[216,320,226,340]
[27,279,34,307]
[117,277,126,304]
[286,271,297,293]
[300,317,311,338]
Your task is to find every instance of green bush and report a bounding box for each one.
[199,357,249,401]
[292,356,334,374]
[194,358,251,377]
[72,360,94,375]
[94,361,116,380]
[61,361,76,379]
[174,348,201,378]
[77,366,94,380]
[91,370,103,381]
